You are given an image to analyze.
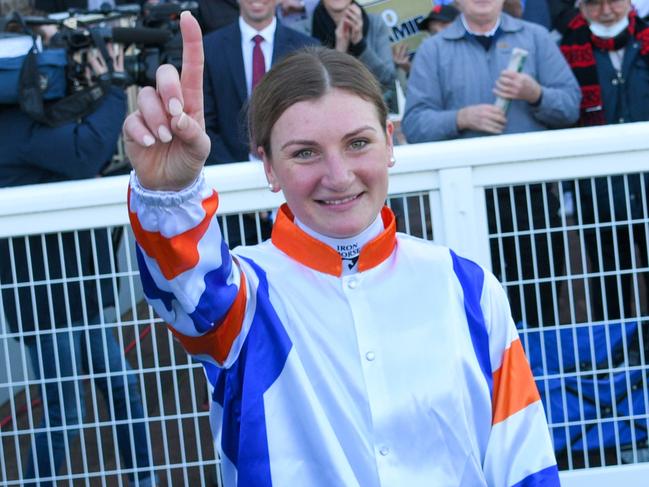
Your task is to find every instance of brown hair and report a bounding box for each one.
[248,46,388,159]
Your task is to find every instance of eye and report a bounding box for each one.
[292,148,316,160]
[349,139,368,150]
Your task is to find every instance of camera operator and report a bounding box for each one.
[0,35,157,486]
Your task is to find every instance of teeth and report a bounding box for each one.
[323,195,356,205]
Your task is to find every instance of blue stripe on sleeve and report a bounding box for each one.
[511,464,560,487]
[450,250,493,395]
[136,246,175,313]
[202,256,293,487]
[189,239,239,333]
[139,238,240,334]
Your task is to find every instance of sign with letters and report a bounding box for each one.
[358,0,453,52]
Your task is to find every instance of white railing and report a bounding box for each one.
[1,122,648,485]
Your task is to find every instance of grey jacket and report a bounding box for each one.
[357,13,396,89]
[402,14,581,143]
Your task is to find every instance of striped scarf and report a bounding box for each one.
[559,10,649,126]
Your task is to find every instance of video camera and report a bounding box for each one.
[22,1,198,87]
[0,1,197,126]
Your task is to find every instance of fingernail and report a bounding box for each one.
[143,135,155,147]
[158,125,172,143]
[169,98,183,117]
[177,112,189,131]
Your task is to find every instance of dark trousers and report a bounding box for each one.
[578,174,649,322]
[487,184,565,327]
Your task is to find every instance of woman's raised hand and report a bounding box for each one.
[123,12,211,191]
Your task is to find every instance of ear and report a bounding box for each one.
[385,120,395,167]
[259,146,280,192]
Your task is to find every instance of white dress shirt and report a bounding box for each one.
[239,16,277,97]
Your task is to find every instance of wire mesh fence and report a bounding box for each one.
[0,226,219,486]
[1,126,648,484]
[486,173,649,472]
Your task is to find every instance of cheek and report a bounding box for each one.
[363,165,389,196]
[277,167,320,199]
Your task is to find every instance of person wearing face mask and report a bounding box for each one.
[560,0,649,126]
[124,12,561,487]
[559,0,649,325]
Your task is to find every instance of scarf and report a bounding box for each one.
[560,10,649,126]
[312,1,370,55]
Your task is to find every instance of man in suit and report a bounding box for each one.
[198,0,239,34]
[203,0,318,165]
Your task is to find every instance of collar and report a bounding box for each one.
[239,15,277,43]
[271,204,397,276]
[461,14,501,36]
[443,13,522,40]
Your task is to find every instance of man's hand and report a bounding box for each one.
[86,43,124,77]
[122,11,210,191]
[392,43,411,73]
[456,104,507,134]
[494,70,542,104]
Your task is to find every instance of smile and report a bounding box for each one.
[319,194,360,205]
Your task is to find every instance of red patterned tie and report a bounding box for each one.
[252,34,266,90]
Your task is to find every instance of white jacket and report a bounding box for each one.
[128,172,559,487]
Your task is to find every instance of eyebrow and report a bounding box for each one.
[279,125,378,151]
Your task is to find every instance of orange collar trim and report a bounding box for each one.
[271,204,397,277]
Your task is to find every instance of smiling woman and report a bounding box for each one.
[124,12,561,487]
[249,47,393,238]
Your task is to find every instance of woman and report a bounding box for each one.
[310,0,396,108]
[124,12,560,487]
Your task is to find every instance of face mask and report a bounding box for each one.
[588,15,629,38]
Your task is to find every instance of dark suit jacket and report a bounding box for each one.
[203,19,318,164]
[197,0,239,34]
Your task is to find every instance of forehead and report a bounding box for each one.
[271,89,382,140]
[580,0,631,6]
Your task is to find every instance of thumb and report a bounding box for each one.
[171,112,211,160]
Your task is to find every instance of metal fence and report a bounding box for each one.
[1,122,648,485]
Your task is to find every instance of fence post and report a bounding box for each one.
[437,167,492,270]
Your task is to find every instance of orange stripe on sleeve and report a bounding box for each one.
[128,188,219,281]
[492,338,541,425]
[168,271,248,365]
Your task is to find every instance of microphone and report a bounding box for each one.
[109,27,172,46]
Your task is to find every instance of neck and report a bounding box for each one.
[295,215,384,274]
[464,15,499,34]
[242,15,274,32]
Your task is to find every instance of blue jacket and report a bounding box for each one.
[595,41,649,125]
[403,14,581,142]
[203,19,318,164]
[0,88,126,337]
[580,44,649,222]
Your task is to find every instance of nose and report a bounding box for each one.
[601,1,613,14]
[321,152,354,191]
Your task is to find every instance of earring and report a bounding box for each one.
[389,156,396,167]
[268,183,276,191]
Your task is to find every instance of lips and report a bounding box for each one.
[318,194,361,206]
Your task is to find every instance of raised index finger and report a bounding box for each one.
[179,11,204,117]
